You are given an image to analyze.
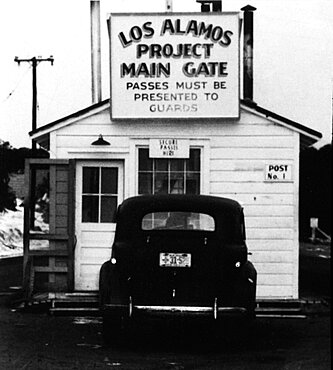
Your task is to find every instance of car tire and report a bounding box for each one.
[102,315,122,346]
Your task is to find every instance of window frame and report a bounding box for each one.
[81,166,119,223]
[141,211,216,231]
[137,147,201,195]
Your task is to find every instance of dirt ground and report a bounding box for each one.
[0,243,330,369]
[0,306,331,370]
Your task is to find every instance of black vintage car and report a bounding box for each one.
[99,194,257,342]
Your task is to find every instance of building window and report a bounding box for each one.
[142,212,215,231]
[82,166,118,223]
[138,148,200,195]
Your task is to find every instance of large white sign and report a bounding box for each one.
[110,13,240,119]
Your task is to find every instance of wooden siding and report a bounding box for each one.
[209,125,298,299]
[23,160,73,296]
[49,108,299,299]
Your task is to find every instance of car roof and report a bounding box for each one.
[117,195,242,223]
[115,195,244,240]
[119,194,241,213]
[115,194,243,241]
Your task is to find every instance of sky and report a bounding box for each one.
[0,0,332,148]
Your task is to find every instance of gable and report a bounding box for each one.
[30,99,321,151]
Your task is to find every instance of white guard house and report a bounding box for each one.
[23,7,322,309]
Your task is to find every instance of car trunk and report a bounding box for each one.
[127,232,221,306]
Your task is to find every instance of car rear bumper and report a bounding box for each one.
[102,302,250,320]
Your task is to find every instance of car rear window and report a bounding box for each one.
[142,212,215,231]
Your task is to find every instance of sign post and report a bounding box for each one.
[310,218,318,241]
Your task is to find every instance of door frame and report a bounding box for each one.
[74,159,124,291]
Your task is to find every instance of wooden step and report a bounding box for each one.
[49,307,100,316]
[255,307,302,313]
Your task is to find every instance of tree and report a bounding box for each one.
[0,140,49,212]
[0,141,16,212]
[299,144,331,240]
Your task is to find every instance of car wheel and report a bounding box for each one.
[102,315,122,345]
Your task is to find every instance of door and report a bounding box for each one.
[75,161,124,290]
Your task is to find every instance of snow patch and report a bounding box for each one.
[0,205,23,257]
[0,198,49,258]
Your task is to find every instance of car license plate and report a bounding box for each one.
[159,253,191,267]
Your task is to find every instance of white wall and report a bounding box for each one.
[51,106,300,299]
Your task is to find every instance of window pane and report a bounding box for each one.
[154,172,168,194]
[155,159,168,172]
[187,149,200,171]
[186,173,200,194]
[142,212,168,230]
[192,213,215,231]
[139,148,153,171]
[83,167,99,193]
[170,173,184,194]
[139,173,153,194]
[138,148,201,196]
[170,159,183,172]
[82,195,98,222]
[101,196,117,223]
[142,212,215,231]
[101,168,118,194]
[142,217,153,230]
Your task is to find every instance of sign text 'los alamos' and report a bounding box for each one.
[110,13,240,119]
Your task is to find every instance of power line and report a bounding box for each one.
[2,64,32,103]
[14,56,54,231]
[14,56,54,150]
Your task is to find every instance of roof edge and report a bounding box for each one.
[29,99,110,137]
[30,98,322,144]
[241,99,322,139]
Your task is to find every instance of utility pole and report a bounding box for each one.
[14,56,53,230]
[14,56,54,150]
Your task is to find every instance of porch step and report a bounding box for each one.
[50,307,100,316]
[52,299,99,308]
[256,299,302,309]
[49,292,100,316]
[254,299,305,318]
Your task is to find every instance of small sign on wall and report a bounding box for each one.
[310,218,318,228]
[149,139,190,158]
[265,164,293,182]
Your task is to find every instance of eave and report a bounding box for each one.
[30,99,322,152]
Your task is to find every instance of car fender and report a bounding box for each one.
[99,260,113,306]
[242,261,257,283]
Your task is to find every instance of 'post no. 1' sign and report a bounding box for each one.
[109,13,240,120]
